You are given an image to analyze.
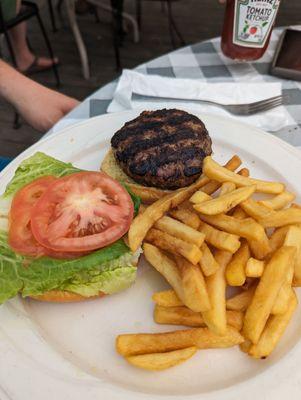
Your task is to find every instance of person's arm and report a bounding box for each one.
[0,60,79,131]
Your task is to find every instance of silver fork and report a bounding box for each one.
[133,94,288,116]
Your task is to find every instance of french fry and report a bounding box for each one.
[202,181,223,195]
[116,326,244,356]
[259,208,301,228]
[190,191,211,204]
[194,186,256,216]
[152,290,183,307]
[220,182,236,196]
[226,241,249,286]
[144,243,185,303]
[271,285,292,315]
[240,340,252,354]
[145,229,202,265]
[237,168,250,178]
[243,246,296,344]
[229,169,249,221]
[199,214,263,242]
[138,204,146,214]
[293,279,301,287]
[232,207,247,219]
[125,347,197,371]
[128,183,170,203]
[199,242,220,276]
[285,226,301,284]
[269,226,289,253]
[175,256,210,312]
[249,290,298,358]
[169,207,201,230]
[240,198,275,221]
[240,199,272,260]
[201,155,242,195]
[223,311,245,331]
[202,250,232,335]
[259,191,296,210]
[245,258,264,278]
[128,174,211,252]
[154,305,244,331]
[226,285,257,311]
[272,226,301,312]
[248,231,271,260]
[230,168,249,218]
[203,156,284,194]
[155,216,205,247]
[199,221,241,253]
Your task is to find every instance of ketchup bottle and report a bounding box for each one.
[221,0,281,61]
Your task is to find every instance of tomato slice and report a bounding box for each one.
[30,172,134,252]
[9,176,56,257]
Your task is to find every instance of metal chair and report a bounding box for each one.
[135,0,185,48]
[48,0,58,31]
[0,0,60,128]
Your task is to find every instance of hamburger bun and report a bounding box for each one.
[30,290,105,303]
[101,148,135,185]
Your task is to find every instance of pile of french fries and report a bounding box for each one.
[116,155,301,371]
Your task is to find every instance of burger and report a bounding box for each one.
[0,152,141,304]
[101,109,212,195]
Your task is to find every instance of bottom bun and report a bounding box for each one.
[30,290,105,303]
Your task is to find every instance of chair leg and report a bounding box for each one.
[35,10,61,87]
[136,0,141,30]
[166,0,185,47]
[56,0,65,25]
[48,0,58,32]
[92,5,100,23]
[65,0,90,79]
[3,31,17,67]
[166,0,176,48]
[3,31,22,129]
[110,0,123,71]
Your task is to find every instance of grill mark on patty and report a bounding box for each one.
[128,145,204,177]
[110,109,212,189]
[115,129,200,162]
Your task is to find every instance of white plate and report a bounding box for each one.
[1,110,301,400]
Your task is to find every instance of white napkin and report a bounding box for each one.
[108,69,292,132]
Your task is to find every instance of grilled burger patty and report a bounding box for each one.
[111,109,212,190]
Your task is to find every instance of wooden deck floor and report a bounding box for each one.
[0,0,300,158]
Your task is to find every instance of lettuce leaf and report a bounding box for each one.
[123,184,141,216]
[60,251,138,296]
[0,152,141,304]
[0,230,137,303]
[0,231,23,303]
[4,152,80,198]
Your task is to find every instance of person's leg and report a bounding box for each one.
[8,0,58,72]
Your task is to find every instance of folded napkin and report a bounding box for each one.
[108,69,291,132]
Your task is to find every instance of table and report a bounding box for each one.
[53,27,301,147]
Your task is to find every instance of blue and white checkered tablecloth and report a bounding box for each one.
[50,27,301,146]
